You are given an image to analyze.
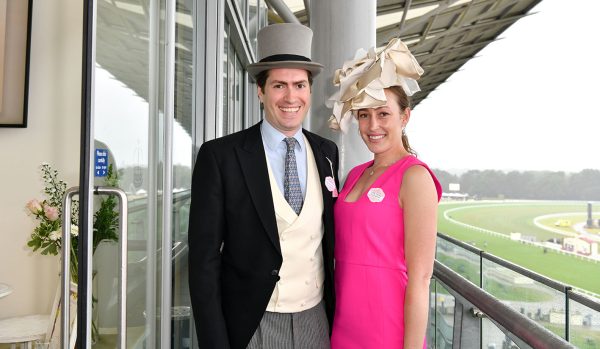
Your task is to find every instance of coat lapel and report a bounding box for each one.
[303,130,335,221]
[236,123,281,254]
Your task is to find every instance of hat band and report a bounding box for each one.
[259,54,311,63]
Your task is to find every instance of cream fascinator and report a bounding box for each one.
[327,38,424,132]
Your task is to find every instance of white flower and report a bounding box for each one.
[71,225,79,237]
[49,230,61,241]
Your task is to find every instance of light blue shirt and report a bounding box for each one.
[260,120,307,198]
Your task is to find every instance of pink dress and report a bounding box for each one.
[331,155,441,349]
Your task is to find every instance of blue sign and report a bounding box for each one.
[95,148,108,177]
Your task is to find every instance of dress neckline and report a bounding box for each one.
[342,155,412,203]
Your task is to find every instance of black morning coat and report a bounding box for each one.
[188,122,339,349]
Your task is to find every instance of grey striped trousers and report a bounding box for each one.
[246,301,330,349]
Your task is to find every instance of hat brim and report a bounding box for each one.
[247,61,324,80]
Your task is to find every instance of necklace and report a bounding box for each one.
[368,154,407,176]
[368,163,390,176]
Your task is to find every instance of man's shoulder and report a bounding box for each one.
[201,124,260,152]
[303,129,338,152]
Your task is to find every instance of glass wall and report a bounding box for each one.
[235,0,247,22]
[482,259,567,340]
[434,234,600,348]
[91,0,169,346]
[223,19,246,135]
[248,0,267,54]
[248,0,259,53]
[176,0,268,347]
[429,280,454,349]
[221,20,230,136]
[171,0,195,347]
[569,296,600,349]
[219,0,267,136]
[436,237,481,286]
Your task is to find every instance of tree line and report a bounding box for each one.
[115,164,599,201]
[433,168,600,200]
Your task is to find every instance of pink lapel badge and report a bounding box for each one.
[325,176,338,197]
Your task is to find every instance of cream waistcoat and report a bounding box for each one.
[265,137,325,313]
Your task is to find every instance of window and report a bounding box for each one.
[222,19,246,135]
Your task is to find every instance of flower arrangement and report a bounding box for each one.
[26,163,119,283]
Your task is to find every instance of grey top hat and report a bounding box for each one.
[247,23,324,79]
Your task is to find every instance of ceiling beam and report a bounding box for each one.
[378,1,442,16]
[404,12,530,50]
[398,0,413,33]
[393,0,464,40]
[422,55,473,71]
[415,38,498,60]
[265,0,300,24]
[303,0,310,25]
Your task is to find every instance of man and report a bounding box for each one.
[188,23,339,349]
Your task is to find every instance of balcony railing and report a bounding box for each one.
[432,233,600,348]
[125,190,598,348]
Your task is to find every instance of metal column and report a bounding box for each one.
[308,0,377,180]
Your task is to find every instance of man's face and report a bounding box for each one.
[258,68,311,137]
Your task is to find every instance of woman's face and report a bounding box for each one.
[357,89,408,156]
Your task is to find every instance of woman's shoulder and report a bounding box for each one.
[402,154,425,166]
[395,155,434,174]
[401,157,442,200]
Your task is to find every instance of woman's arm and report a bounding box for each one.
[400,165,439,349]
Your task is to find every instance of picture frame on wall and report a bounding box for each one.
[0,0,32,128]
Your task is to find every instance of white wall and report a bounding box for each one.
[0,0,82,318]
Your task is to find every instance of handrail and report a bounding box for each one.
[481,252,568,292]
[438,233,583,293]
[433,261,576,349]
[94,187,128,349]
[61,187,79,349]
[438,232,482,254]
[569,289,600,312]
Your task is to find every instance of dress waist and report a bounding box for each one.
[334,259,407,272]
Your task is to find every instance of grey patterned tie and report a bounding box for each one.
[284,137,303,215]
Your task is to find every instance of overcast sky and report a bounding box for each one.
[96,0,598,173]
[409,0,599,173]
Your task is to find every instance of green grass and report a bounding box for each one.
[442,202,590,241]
[436,253,480,285]
[537,214,600,236]
[545,323,600,349]
[483,278,554,302]
[438,201,600,295]
[437,247,554,301]
[569,326,600,349]
[537,216,582,234]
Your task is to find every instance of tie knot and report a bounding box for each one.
[284,137,297,150]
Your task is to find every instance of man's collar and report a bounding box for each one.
[260,120,305,151]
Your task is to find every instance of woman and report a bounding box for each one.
[329,39,442,348]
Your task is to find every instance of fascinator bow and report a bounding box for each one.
[327,38,424,132]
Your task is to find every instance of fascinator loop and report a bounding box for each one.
[327,38,424,132]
